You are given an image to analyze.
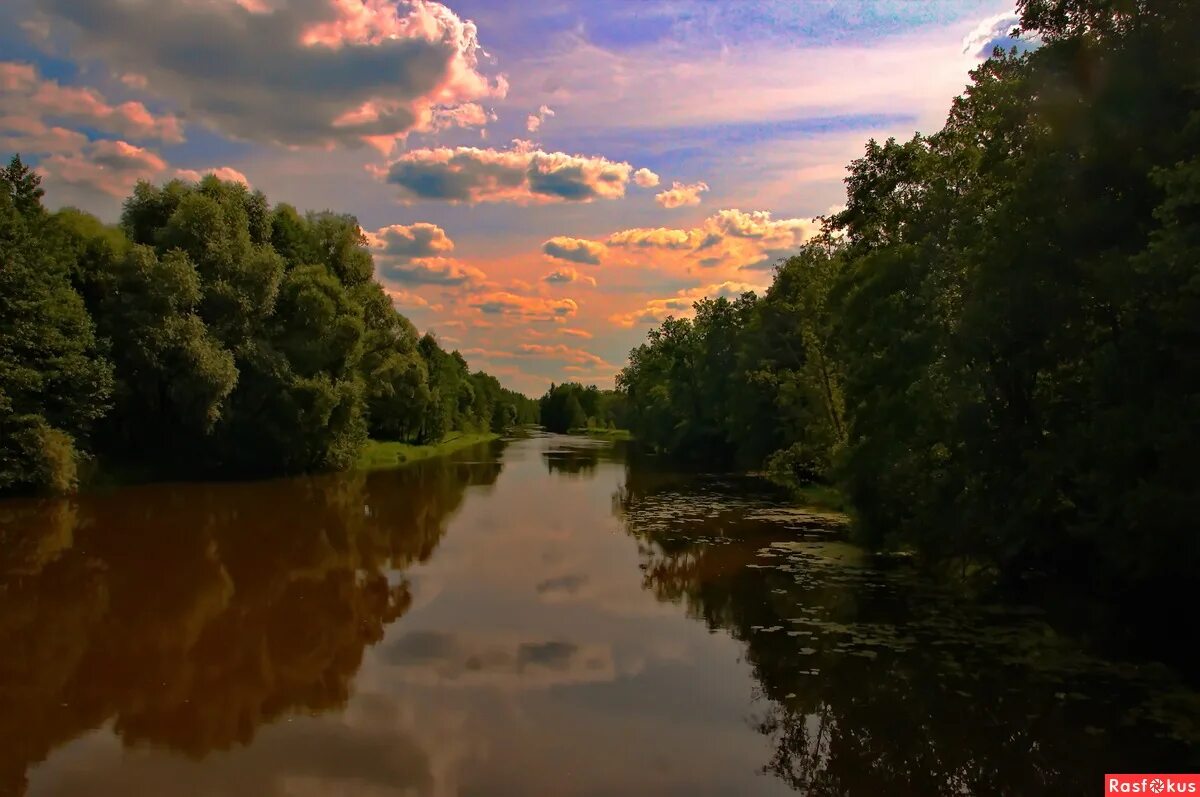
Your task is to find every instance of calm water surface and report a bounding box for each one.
[1,433,1196,796]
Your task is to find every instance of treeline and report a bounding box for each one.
[0,162,535,494]
[619,0,1200,593]
[538,382,628,433]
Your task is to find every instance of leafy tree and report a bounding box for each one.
[1,157,113,493]
[617,0,1200,603]
[1,165,528,492]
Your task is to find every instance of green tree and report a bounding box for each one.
[1,157,113,494]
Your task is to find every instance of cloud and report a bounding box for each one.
[29,0,506,153]
[0,113,87,155]
[365,221,484,287]
[605,208,819,267]
[961,12,1034,59]
[560,327,592,339]
[382,630,614,688]
[173,166,250,185]
[465,342,610,368]
[525,103,554,132]
[543,267,596,287]
[1,60,183,143]
[655,180,708,209]
[368,221,455,259]
[380,256,486,286]
[37,139,167,197]
[380,140,643,204]
[468,292,578,322]
[610,281,766,328]
[383,286,432,308]
[542,236,605,265]
[515,343,609,367]
[425,102,494,134]
[633,167,660,188]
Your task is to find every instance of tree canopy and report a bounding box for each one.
[0,162,535,493]
[617,0,1200,596]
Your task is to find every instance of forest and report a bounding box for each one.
[537,382,628,434]
[0,162,536,495]
[618,0,1200,596]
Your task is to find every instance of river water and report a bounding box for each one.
[1,432,1195,796]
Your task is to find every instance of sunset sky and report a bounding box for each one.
[1,0,1025,395]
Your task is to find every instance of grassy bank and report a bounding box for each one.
[568,427,633,440]
[357,432,500,471]
[790,483,849,514]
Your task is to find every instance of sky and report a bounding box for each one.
[0,0,1026,395]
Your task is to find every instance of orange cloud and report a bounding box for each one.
[468,292,578,322]
[366,222,486,288]
[515,343,610,367]
[633,167,661,188]
[368,222,455,258]
[543,267,597,287]
[542,236,606,265]
[609,281,766,328]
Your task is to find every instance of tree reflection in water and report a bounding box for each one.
[0,452,502,797]
[614,465,1200,796]
[541,437,626,479]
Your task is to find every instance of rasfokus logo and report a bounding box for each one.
[1106,775,1200,794]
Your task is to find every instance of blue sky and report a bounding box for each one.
[1,0,1020,394]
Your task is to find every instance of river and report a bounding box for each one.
[1,432,1195,795]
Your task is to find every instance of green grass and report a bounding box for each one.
[791,483,849,513]
[568,427,633,440]
[357,432,500,471]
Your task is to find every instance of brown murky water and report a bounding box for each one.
[1,432,1196,796]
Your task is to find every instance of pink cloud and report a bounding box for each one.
[0,114,87,155]
[1,61,183,143]
[32,0,506,152]
[526,104,555,133]
[173,166,250,185]
[560,327,593,339]
[296,0,505,151]
[39,139,168,198]
[655,180,709,209]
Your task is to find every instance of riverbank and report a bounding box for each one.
[357,432,500,471]
[567,427,633,440]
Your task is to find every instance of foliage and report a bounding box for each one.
[0,165,534,492]
[1,157,112,494]
[537,382,628,433]
[617,0,1200,597]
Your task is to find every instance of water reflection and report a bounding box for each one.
[0,450,502,796]
[541,437,625,478]
[615,466,1200,795]
[2,436,1196,796]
